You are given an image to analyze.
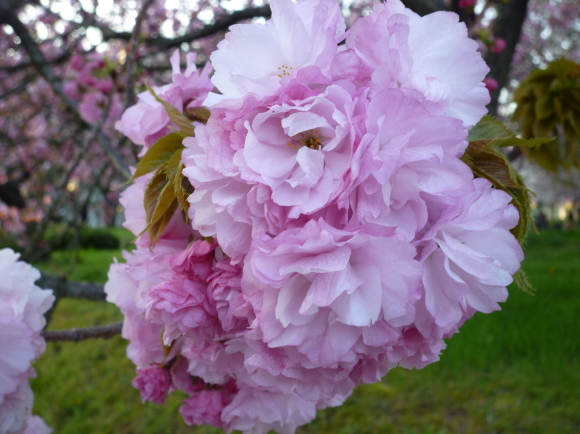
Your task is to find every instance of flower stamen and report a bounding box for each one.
[276,65,293,78]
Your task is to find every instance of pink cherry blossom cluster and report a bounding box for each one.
[0,249,54,434]
[64,52,124,135]
[115,51,213,151]
[108,0,524,432]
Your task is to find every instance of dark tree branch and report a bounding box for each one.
[158,6,272,49]
[449,0,472,26]
[401,0,448,16]
[3,11,131,179]
[37,272,106,301]
[0,73,37,100]
[125,0,155,108]
[43,321,123,342]
[98,5,272,47]
[0,52,71,72]
[485,0,530,116]
[0,0,37,21]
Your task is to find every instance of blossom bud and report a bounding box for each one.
[484,77,499,92]
[492,38,507,53]
[458,0,477,8]
[132,365,172,404]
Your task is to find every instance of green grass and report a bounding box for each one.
[31,229,580,433]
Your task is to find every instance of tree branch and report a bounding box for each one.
[125,0,155,108]
[4,11,131,179]
[0,73,37,99]
[98,5,272,48]
[43,321,123,342]
[401,0,448,16]
[37,272,106,301]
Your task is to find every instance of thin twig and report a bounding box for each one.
[125,0,155,109]
[0,73,38,100]
[4,11,131,179]
[98,5,272,48]
[43,321,123,342]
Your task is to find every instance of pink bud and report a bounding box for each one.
[484,78,499,92]
[458,0,477,8]
[492,38,506,53]
[132,365,172,404]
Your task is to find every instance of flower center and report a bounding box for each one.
[277,65,293,78]
[287,129,323,150]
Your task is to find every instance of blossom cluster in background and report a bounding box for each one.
[108,0,524,432]
[63,52,125,136]
[0,249,54,434]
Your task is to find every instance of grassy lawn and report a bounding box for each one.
[31,229,580,433]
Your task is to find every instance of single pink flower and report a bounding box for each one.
[132,365,172,404]
[206,0,345,103]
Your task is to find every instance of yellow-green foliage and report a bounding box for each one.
[513,57,580,171]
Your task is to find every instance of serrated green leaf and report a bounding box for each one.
[184,106,211,124]
[467,150,523,191]
[146,84,196,137]
[165,148,183,181]
[129,132,184,182]
[174,163,192,217]
[148,199,178,246]
[467,116,512,141]
[507,170,533,245]
[513,269,535,294]
[143,170,167,224]
[148,178,177,228]
[464,121,537,248]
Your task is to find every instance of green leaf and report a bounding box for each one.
[129,132,184,182]
[464,148,523,191]
[513,57,580,171]
[146,84,196,137]
[464,118,542,250]
[148,177,178,228]
[184,106,211,124]
[148,199,178,246]
[513,269,535,295]
[174,162,192,217]
[165,148,183,182]
[467,116,512,141]
[143,170,167,224]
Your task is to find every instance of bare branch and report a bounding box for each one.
[400,0,448,16]
[0,73,37,100]
[125,0,155,108]
[43,321,123,342]
[3,11,131,179]
[38,272,107,301]
[0,52,71,73]
[98,5,272,48]
[37,272,106,301]
[37,247,108,326]
[0,0,37,22]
